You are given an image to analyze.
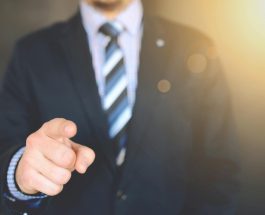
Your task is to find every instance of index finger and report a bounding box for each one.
[41,118,77,141]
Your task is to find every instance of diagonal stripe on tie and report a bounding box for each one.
[106,42,119,60]
[105,60,124,92]
[107,91,128,125]
[103,75,127,110]
[109,106,132,138]
[103,50,123,77]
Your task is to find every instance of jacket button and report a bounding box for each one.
[116,190,127,201]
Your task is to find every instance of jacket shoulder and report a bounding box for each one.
[14,13,79,54]
[16,23,64,50]
[153,16,215,49]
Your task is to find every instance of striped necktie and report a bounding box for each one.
[99,22,132,166]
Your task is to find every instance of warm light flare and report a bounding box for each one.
[229,0,265,71]
[158,0,265,110]
[241,0,265,36]
[159,0,265,55]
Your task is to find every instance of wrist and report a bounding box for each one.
[15,158,39,195]
[7,147,47,200]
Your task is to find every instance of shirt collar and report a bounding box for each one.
[80,0,143,37]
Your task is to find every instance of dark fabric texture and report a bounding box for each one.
[0,12,240,215]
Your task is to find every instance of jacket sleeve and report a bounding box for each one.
[0,43,49,214]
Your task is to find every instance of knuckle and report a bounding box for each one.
[41,121,50,132]
[53,118,67,126]
[22,153,34,167]
[54,117,65,121]
[26,132,44,150]
[81,146,90,154]
[82,147,96,163]
[42,118,65,132]
[56,170,71,185]
[42,121,49,128]
[48,185,63,196]
[26,134,38,149]
[22,169,35,188]
[61,149,76,167]
[53,145,64,159]
[55,185,64,195]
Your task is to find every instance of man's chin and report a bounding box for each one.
[92,0,124,12]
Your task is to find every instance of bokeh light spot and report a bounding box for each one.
[187,53,207,74]
[157,79,171,93]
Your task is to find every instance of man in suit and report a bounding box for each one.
[0,0,239,214]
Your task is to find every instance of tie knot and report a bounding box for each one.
[99,22,123,39]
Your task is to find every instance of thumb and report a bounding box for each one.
[71,142,95,174]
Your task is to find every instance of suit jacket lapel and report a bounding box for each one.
[59,13,116,170]
[125,16,170,169]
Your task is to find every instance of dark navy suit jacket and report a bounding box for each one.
[0,12,239,215]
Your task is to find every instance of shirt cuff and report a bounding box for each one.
[7,147,47,201]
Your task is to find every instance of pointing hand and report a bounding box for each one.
[16,118,95,196]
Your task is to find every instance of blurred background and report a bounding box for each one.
[0,0,265,214]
